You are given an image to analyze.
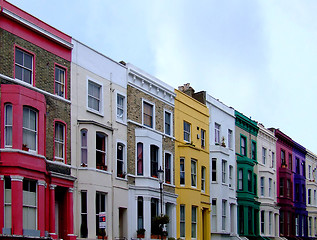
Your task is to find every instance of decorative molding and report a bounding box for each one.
[49,184,57,190]
[11,175,24,182]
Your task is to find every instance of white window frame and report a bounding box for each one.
[211,199,217,232]
[212,158,217,182]
[261,177,265,196]
[228,129,233,149]
[183,121,191,143]
[96,132,107,170]
[229,165,233,188]
[180,205,185,238]
[201,166,206,192]
[164,151,173,185]
[272,152,275,168]
[238,169,243,190]
[201,129,206,148]
[142,99,155,128]
[164,109,173,136]
[180,158,185,186]
[269,178,272,197]
[191,159,197,188]
[54,65,66,98]
[116,141,126,178]
[87,78,103,115]
[4,104,13,148]
[269,212,272,235]
[15,47,34,85]
[222,200,227,231]
[81,129,88,166]
[191,206,197,238]
[54,122,65,162]
[23,106,37,152]
[116,92,126,123]
[262,147,266,165]
[261,211,265,234]
[222,160,227,184]
[215,123,221,144]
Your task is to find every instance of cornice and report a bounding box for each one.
[235,111,258,136]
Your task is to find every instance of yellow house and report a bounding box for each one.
[175,85,210,240]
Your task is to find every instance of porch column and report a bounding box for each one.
[11,175,23,235]
[37,180,46,237]
[0,176,4,233]
[144,197,151,239]
[67,188,76,240]
[49,184,57,239]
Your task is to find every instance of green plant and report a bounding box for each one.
[137,228,146,235]
[151,214,170,235]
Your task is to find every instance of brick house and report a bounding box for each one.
[0,1,75,239]
[125,63,177,239]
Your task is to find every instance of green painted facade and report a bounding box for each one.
[235,111,261,238]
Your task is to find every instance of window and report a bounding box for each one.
[309,165,312,180]
[96,132,107,170]
[88,80,102,112]
[296,158,300,174]
[191,206,197,238]
[137,143,143,175]
[191,160,197,187]
[288,153,292,170]
[23,107,37,151]
[183,121,191,142]
[201,166,206,192]
[295,215,299,235]
[54,122,65,161]
[201,129,206,148]
[212,199,217,232]
[165,153,171,184]
[295,183,299,201]
[215,123,220,144]
[180,158,185,185]
[143,101,154,128]
[222,200,227,231]
[269,178,272,197]
[280,178,284,197]
[15,48,33,84]
[4,104,12,147]
[287,179,291,197]
[81,191,88,238]
[262,147,266,164]
[251,141,256,160]
[314,190,316,206]
[228,129,233,149]
[261,211,265,234]
[309,217,312,236]
[137,197,144,230]
[222,160,227,184]
[212,158,217,182]
[23,179,37,230]
[4,177,11,229]
[150,145,159,177]
[248,207,253,235]
[302,184,306,202]
[260,177,265,196]
[96,192,106,236]
[81,129,88,166]
[117,143,125,178]
[272,152,275,168]
[117,94,125,121]
[248,171,252,192]
[238,169,243,190]
[164,111,171,135]
[55,65,66,97]
[229,165,233,188]
[254,175,257,194]
[308,189,312,204]
[280,212,284,235]
[151,198,159,234]
[180,205,185,237]
[240,135,246,156]
[302,162,306,178]
[281,150,286,166]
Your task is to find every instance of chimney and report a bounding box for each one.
[178,83,195,97]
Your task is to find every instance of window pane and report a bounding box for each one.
[15,49,23,65]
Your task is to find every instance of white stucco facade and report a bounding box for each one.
[306,150,317,238]
[126,64,177,240]
[206,94,238,240]
[71,39,128,240]
[257,124,280,239]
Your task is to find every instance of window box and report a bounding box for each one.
[97,165,107,171]
[151,234,166,239]
[117,173,126,178]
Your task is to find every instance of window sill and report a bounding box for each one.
[116,119,127,126]
[86,108,104,117]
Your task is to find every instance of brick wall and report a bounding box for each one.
[0,29,71,164]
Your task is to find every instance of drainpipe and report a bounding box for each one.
[110,73,115,239]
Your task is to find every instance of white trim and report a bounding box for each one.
[163,109,173,137]
[115,91,127,124]
[2,8,73,49]
[164,150,174,186]
[142,98,155,129]
[116,140,127,179]
[86,76,104,116]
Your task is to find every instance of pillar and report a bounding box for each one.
[144,196,151,239]
[11,175,23,235]
[0,176,4,233]
[37,180,46,237]
[49,184,57,239]
[67,188,76,240]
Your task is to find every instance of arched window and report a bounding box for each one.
[150,145,159,177]
[117,143,125,177]
[4,104,12,147]
[81,129,88,166]
[137,143,143,175]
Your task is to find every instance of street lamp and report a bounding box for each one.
[157,166,164,240]
[157,166,164,215]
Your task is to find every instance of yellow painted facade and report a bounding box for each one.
[174,89,210,240]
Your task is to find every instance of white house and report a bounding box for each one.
[206,94,238,240]
[257,123,280,239]
[71,39,128,239]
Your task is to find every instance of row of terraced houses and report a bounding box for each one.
[0,1,317,240]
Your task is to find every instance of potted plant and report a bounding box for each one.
[97,229,107,239]
[22,144,29,151]
[221,137,226,147]
[137,228,145,238]
[151,214,169,239]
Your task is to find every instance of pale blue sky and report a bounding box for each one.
[7,0,317,153]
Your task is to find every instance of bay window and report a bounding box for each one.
[96,132,107,170]
[23,107,37,151]
[4,104,12,147]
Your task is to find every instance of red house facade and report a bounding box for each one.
[0,1,75,239]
